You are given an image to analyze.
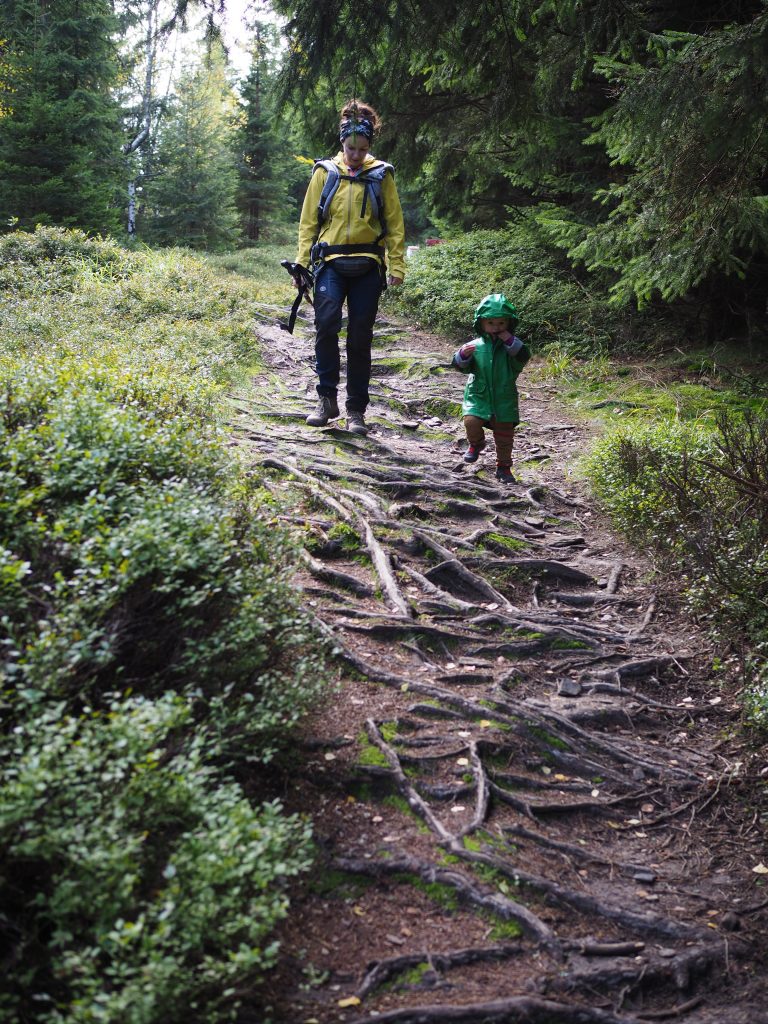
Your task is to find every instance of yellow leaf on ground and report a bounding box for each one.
[338,996,361,1008]
[752,863,768,874]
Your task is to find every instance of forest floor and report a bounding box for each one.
[230,306,768,1024]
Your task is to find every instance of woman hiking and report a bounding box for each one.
[293,100,406,435]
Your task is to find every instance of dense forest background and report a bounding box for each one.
[2,0,768,336]
[2,3,768,1023]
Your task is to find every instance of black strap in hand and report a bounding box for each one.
[278,260,314,334]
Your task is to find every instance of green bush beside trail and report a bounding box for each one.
[387,221,642,352]
[585,415,768,723]
[0,227,324,1023]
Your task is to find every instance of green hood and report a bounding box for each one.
[472,293,519,335]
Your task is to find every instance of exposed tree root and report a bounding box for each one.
[356,943,525,999]
[241,343,757,1023]
[348,994,648,1023]
[334,852,560,952]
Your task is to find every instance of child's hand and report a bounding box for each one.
[458,342,477,359]
[503,335,524,356]
[496,329,514,342]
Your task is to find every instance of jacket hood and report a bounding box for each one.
[472,293,519,335]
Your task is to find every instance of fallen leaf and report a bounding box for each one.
[641,803,655,814]
[450,805,466,813]
[324,752,336,761]
[591,788,600,797]
[633,831,648,838]
[352,906,365,917]
[554,773,570,782]
[709,696,722,705]
[400,683,409,692]
[626,818,642,825]
[386,933,405,945]
[752,863,768,874]
[338,997,361,1008]
[371,815,383,823]
[541,766,552,776]
[479,719,493,728]
[456,757,470,766]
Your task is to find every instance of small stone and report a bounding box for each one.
[721,911,741,932]
[557,678,582,697]
[633,870,657,884]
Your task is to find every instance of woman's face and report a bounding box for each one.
[342,134,370,169]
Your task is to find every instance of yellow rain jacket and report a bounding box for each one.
[295,151,406,280]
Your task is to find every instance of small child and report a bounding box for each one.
[452,293,531,484]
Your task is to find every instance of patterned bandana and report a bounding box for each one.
[339,117,374,142]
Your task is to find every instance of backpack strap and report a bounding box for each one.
[314,159,341,233]
[357,162,393,234]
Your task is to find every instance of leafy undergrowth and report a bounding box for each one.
[0,228,325,1024]
[384,220,651,352]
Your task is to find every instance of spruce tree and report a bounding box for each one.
[141,39,240,249]
[0,0,124,234]
[237,22,299,242]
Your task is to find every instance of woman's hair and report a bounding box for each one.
[340,99,381,135]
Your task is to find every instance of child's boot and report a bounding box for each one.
[495,464,515,484]
[463,441,486,463]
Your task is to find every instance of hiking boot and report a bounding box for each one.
[463,442,485,463]
[346,410,369,435]
[306,395,339,426]
[495,465,516,485]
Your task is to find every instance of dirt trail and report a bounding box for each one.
[231,309,768,1024]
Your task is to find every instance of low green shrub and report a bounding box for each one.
[386,221,635,353]
[1,695,311,1024]
[0,227,325,1023]
[584,412,768,721]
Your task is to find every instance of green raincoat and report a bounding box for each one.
[453,294,531,422]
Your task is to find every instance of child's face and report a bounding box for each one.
[480,316,509,335]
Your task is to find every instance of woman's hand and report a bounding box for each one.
[387,275,403,287]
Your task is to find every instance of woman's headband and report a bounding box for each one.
[340,117,374,142]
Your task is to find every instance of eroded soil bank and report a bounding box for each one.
[230,310,768,1024]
